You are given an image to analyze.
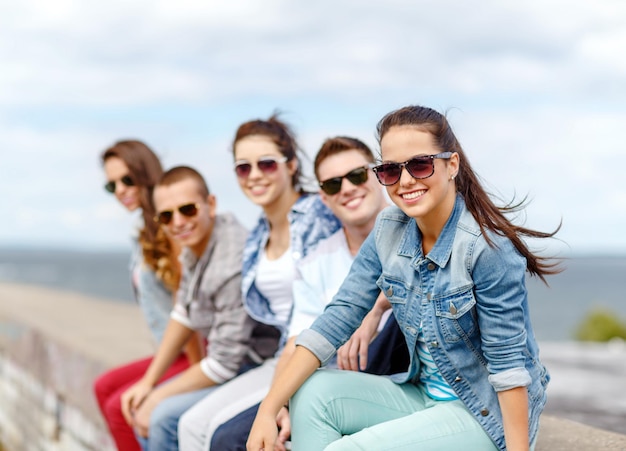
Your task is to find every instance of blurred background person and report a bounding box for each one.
[94,140,202,451]
[123,165,255,450]
[177,114,341,449]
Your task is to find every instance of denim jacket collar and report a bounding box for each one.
[397,194,464,269]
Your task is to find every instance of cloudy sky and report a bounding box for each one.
[2,0,624,255]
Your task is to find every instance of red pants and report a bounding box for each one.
[94,354,189,451]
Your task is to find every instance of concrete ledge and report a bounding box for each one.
[537,415,626,450]
[0,283,154,450]
[1,282,625,450]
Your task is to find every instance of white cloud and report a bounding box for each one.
[2,0,624,107]
[0,0,625,253]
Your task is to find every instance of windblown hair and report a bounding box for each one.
[101,140,180,291]
[232,113,306,191]
[376,105,561,283]
[313,136,375,180]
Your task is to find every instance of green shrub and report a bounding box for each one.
[575,308,626,342]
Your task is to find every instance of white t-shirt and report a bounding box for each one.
[255,247,296,325]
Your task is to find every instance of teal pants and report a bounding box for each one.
[290,370,500,451]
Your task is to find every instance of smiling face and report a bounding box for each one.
[380,125,459,230]
[153,178,216,257]
[233,135,297,209]
[103,156,141,211]
[317,149,386,229]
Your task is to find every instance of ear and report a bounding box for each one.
[206,194,217,219]
[448,152,460,180]
[287,158,298,176]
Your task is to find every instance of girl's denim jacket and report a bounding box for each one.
[130,238,173,345]
[242,193,341,354]
[298,195,549,450]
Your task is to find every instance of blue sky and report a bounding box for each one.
[2,0,625,255]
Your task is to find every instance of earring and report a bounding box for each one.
[450,174,456,181]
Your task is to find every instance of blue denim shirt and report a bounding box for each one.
[242,194,341,347]
[297,195,549,450]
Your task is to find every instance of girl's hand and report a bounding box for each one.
[274,406,291,451]
[338,292,390,371]
[131,393,161,438]
[247,411,279,451]
[120,380,152,425]
[337,312,379,371]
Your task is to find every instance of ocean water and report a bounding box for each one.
[0,248,624,341]
[0,248,134,303]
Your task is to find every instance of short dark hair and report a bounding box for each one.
[156,166,210,198]
[314,136,374,180]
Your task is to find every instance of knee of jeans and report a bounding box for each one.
[210,425,229,449]
[103,395,122,420]
[93,375,108,401]
[292,371,337,412]
[150,400,176,430]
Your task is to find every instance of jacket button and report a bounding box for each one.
[480,408,489,416]
[429,341,439,347]
[426,292,432,301]
[427,262,436,271]
[386,287,393,297]
[454,376,462,382]
[449,303,457,315]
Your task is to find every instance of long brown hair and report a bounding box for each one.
[101,140,180,291]
[376,105,561,283]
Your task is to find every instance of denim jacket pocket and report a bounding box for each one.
[379,276,409,305]
[434,286,478,343]
[379,275,409,325]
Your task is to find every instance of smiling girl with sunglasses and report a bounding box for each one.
[94,140,201,451]
[248,105,561,451]
[178,114,341,449]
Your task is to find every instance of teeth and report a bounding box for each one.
[402,190,425,200]
[345,197,362,208]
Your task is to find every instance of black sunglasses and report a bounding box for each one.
[234,156,288,179]
[372,152,453,186]
[154,203,199,225]
[319,165,374,195]
[104,175,135,193]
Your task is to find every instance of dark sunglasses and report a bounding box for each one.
[234,156,288,179]
[372,152,454,186]
[319,165,374,195]
[154,203,199,225]
[104,175,135,193]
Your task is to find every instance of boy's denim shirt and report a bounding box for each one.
[241,194,341,349]
[298,195,549,451]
